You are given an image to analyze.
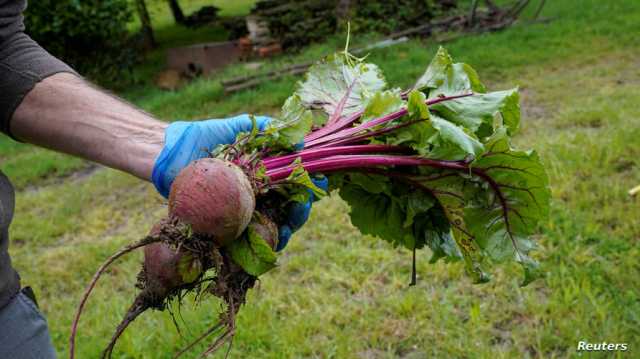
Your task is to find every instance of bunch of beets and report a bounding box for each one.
[70,47,550,358]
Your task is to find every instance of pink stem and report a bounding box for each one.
[314,119,426,148]
[305,109,407,148]
[304,93,473,148]
[304,110,363,143]
[265,155,468,181]
[262,144,411,170]
[325,79,357,127]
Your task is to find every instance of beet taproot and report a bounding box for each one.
[72,160,276,358]
[143,242,202,299]
[101,240,204,359]
[169,158,255,245]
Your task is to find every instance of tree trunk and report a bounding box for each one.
[469,0,479,27]
[168,0,186,24]
[136,0,156,49]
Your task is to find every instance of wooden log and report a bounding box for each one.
[224,66,309,93]
[221,62,312,87]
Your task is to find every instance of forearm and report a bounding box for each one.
[11,73,167,181]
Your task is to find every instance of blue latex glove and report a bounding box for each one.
[151,114,325,249]
[152,115,271,198]
[276,176,329,252]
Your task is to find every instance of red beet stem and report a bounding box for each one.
[265,154,468,181]
[304,93,473,148]
[262,144,411,169]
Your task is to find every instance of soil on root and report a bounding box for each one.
[102,219,258,358]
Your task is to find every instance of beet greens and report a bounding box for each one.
[225,47,550,285]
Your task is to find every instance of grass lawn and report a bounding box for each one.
[2,0,639,357]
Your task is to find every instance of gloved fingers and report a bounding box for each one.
[199,115,272,145]
[280,175,327,249]
[152,122,204,198]
[287,200,312,232]
[310,175,329,202]
[276,225,292,252]
[311,176,329,191]
[152,116,272,199]
[225,115,271,135]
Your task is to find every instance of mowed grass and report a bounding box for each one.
[2,0,640,357]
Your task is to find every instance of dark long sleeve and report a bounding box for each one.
[0,0,76,137]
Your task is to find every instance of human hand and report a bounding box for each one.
[275,176,328,252]
[151,114,270,198]
[151,115,326,249]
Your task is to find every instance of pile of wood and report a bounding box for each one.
[250,0,338,49]
[248,0,455,50]
[222,0,547,94]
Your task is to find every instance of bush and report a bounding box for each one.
[24,0,137,84]
[350,0,452,34]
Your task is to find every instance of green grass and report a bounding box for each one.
[3,0,640,357]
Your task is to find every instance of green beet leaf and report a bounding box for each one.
[465,127,550,285]
[413,47,520,136]
[426,115,485,160]
[227,226,278,277]
[177,253,203,284]
[339,183,417,249]
[361,90,404,122]
[407,90,430,120]
[285,163,327,202]
[270,95,313,149]
[235,46,550,286]
[430,88,521,136]
[414,47,486,95]
[296,53,387,119]
[416,125,550,284]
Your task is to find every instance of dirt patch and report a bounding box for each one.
[518,87,549,120]
[22,164,101,193]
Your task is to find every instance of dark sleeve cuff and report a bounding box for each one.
[0,32,78,138]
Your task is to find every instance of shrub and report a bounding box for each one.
[350,0,452,34]
[24,0,137,84]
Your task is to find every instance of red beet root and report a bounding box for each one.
[169,158,255,246]
[102,240,204,359]
[143,242,201,298]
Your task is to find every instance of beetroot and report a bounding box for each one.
[70,160,265,359]
[100,240,204,358]
[169,158,255,245]
[248,212,279,250]
[142,242,201,298]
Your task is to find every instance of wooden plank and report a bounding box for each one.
[221,62,312,87]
